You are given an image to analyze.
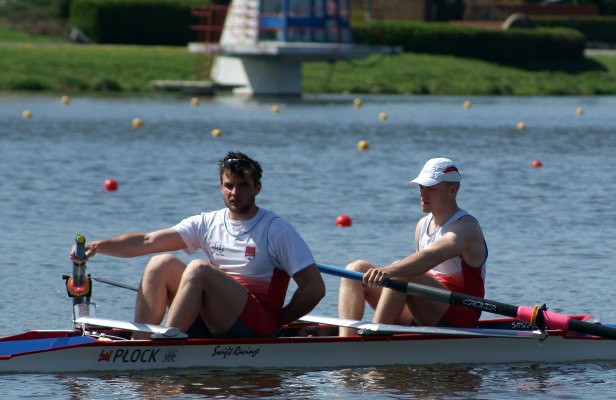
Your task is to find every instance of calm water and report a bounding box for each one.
[1,93,615,398]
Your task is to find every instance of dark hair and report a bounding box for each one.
[219,151,262,186]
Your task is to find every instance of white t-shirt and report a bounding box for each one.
[173,208,314,280]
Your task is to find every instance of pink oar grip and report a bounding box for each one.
[517,306,535,324]
[517,306,570,330]
[542,310,572,330]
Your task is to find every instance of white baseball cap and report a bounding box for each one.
[409,158,461,186]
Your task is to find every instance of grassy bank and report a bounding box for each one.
[2,35,616,95]
[0,43,198,92]
[304,53,616,95]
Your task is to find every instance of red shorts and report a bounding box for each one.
[233,271,289,336]
[234,290,279,336]
[431,275,483,328]
[186,270,290,338]
[438,304,481,328]
[186,291,281,338]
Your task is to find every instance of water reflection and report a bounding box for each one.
[473,362,616,398]
[59,369,285,399]
[335,365,482,399]
[52,366,484,399]
[5,362,613,399]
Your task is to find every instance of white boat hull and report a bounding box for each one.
[2,317,616,373]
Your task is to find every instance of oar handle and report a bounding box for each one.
[69,234,90,298]
[75,234,87,261]
[67,234,95,323]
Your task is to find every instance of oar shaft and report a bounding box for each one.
[568,318,616,339]
[318,263,616,339]
[318,263,518,317]
[93,277,139,292]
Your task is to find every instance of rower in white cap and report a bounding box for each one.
[338,158,488,336]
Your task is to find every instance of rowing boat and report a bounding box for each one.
[3,236,616,373]
[1,313,616,373]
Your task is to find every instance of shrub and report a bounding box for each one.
[354,21,585,63]
[533,16,616,45]
[69,0,207,45]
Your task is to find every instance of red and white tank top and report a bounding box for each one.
[420,209,486,297]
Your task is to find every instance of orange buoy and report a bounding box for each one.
[335,214,352,227]
[357,140,369,151]
[104,178,118,191]
[531,160,543,168]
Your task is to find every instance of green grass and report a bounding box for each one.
[0,43,200,93]
[2,0,616,96]
[1,40,616,95]
[0,26,64,43]
[303,53,616,96]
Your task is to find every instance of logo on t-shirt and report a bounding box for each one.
[245,246,256,260]
[212,242,224,256]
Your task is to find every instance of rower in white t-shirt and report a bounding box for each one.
[174,206,316,336]
[71,152,325,339]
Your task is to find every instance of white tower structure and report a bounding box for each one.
[189,0,394,96]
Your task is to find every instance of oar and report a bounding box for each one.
[93,277,138,292]
[68,234,90,296]
[318,263,616,339]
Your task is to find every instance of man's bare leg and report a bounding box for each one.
[166,259,248,335]
[338,260,382,337]
[133,254,185,339]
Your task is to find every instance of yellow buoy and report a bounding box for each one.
[353,98,362,109]
[357,140,369,151]
[271,105,280,114]
[132,118,143,128]
[211,128,222,137]
[22,110,32,119]
[463,100,472,109]
[576,107,584,116]
[516,121,526,130]
[191,97,200,107]
[61,95,71,105]
[379,112,388,122]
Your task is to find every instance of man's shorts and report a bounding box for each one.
[185,290,279,338]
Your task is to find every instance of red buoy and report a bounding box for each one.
[531,160,543,168]
[104,178,118,191]
[335,214,352,227]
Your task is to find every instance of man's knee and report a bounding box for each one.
[146,253,180,270]
[346,260,373,273]
[183,259,218,280]
[142,254,185,283]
